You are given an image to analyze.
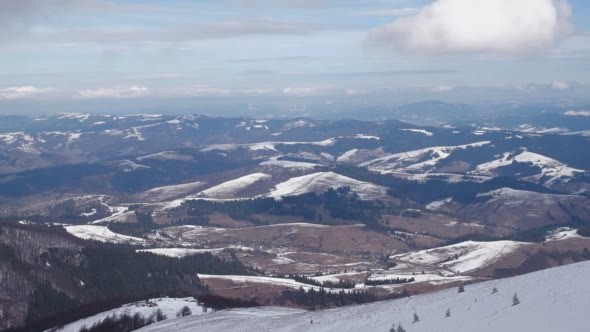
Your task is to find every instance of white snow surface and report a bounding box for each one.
[354,134,380,140]
[268,172,388,200]
[545,227,583,242]
[336,149,359,163]
[361,141,490,173]
[476,188,583,208]
[137,248,224,257]
[474,150,585,185]
[197,275,355,293]
[52,297,206,332]
[135,181,205,201]
[259,156,319,169]
[192,173,271,199]
[400,128,434,136]
[391,240,523,274]
[65,225,145,244]
[201,139,336,152]
[138,261,590,332]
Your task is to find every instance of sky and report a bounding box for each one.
[1,0,589,114]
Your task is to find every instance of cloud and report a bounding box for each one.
[345,89,368,96]
[431,85,455,92]
[282,86,335,97]
[77,86,150,99]
[175,86,277,97]
[367,0,574,55]
[356,8,420,17]
[0,86,53,99]
[551,80,570,90]
[564,110,590,117]
[0,0,160,40]
[37,19,343,45]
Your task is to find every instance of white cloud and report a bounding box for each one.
[174,86,277,97]
[551,80,570,90]
[77,86,150,99]
[431,85,455,93]
[367,0,573,55]
[345,88,368,96]
[356,8,420,17]
[283,86,335,97]
[0,86,53,99]
[564,110,590,117]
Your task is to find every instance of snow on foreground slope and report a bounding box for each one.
[269,172,388,200]
[52,297,207,332]
[138,261,590,332]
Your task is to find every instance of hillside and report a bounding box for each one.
[138,261,590,332]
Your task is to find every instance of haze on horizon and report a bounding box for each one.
[1,0,589,115]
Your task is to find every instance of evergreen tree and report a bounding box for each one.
[458,284,465,293]
[413,312,420,323]
[389,323,396,332]
[446,308,451,318]
[397,323,406,332]
[155,309,167,322]
[492,287,498,294]
[177,306,192,317]
[512,293,520,306]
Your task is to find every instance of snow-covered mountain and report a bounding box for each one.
[473,150,585,186]
[268,172,389,200]
[138,261,590,332]
[360,141,491,174]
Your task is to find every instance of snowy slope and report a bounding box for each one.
[138,261,590,332]
[361,141,490,174]
[137,248,224,257]
[399,128,434,136]
[134,181,206,201]
[191,173,272,199]
[390,240,524,275]
[197,274,357,293]
[51,297,207,332]
[259,156,319,169]
[476,187,581,207]
[268,172,389,200]
[64,225,145,244]
[473,150,585,185]
[201,139,336,152]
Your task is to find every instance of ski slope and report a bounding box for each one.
[138,261,590,332]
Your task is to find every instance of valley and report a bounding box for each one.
[1,113,589,331]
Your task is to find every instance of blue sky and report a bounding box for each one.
[1,0,589,113]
